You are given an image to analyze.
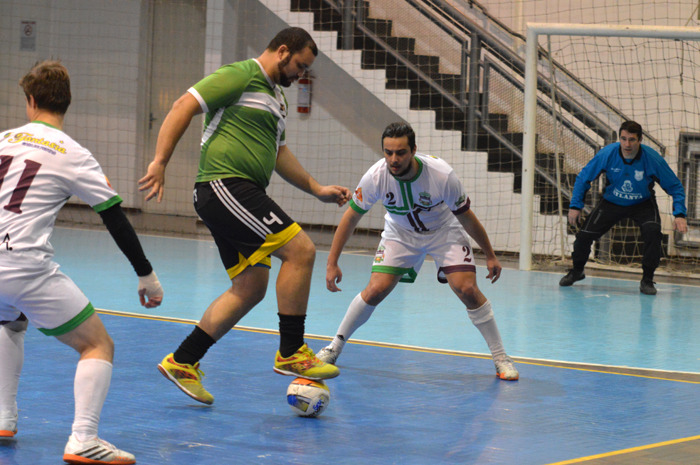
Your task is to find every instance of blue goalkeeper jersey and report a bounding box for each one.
[570,142,686,217]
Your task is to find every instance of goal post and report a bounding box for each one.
[520,23,700,271]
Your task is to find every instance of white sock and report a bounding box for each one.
[467,300,505,358]
[0,323,26,417]
[72,358,112,442]
[330,293,376,353]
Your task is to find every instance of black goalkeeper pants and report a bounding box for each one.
[571,198,663,278]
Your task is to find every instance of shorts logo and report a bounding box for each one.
[635,170,644,181]
[263,212,284,225]
[419,191,431,206]
[354,187,363,203]
[374,245,385,264]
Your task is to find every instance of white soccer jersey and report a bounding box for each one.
[349,153,471,233]
[0,122,121,261]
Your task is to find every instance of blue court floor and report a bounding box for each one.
[1,227,699,464]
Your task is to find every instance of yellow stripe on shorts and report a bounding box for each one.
[226,223,302,280]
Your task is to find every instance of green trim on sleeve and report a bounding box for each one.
[38,303,96,336]
[371,265,418,283]
[349,199,368,214]
[92,195,123,213]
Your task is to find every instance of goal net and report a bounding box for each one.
[521,23,700,276]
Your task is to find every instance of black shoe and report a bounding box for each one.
[559,269,585,286]
[640,279,657,295]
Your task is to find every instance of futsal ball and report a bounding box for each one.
[286,377,330,417]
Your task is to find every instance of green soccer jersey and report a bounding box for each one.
[189,59,288,188]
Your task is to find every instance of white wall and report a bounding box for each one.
[0,0,146,207]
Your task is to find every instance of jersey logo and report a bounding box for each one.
[263,212,284,226]
[455,193,466,207]
[621,180,633,193]
[6,132,66,154]
[354,187,363,203]
[635,170,644,181]
[418,191,431,206]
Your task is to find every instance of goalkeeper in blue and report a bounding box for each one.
[318,122,519,380]
[559,121,688,295]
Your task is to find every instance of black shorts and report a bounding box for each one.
[194,178,301,279]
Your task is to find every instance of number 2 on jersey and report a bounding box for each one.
[0,155,42,214]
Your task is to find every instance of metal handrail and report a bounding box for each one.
[450,0,666,153]
[405,0,616,144]
[484,58,601,153]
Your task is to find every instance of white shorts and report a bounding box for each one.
[372,223,476,283]
[0,259,94,336]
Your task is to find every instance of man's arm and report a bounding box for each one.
[454,209,502,283]
[138,92,203,202]
[326,207,364,292]
[275,144,350,206]
[98,204,164,308]
[568,149,609,225]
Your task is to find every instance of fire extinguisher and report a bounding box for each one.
[297,72,312,114]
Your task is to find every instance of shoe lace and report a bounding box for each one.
[192,362,205,378]
[95,438,119,454]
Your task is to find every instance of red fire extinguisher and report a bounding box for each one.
[297,72,312,114]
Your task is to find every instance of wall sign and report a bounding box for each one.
[21,21,36,52]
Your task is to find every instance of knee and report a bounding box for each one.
[453,282,479,303]
[231,282,267,307]
[575,231,598,244]
[640,222,662,240]
[88,333,114,360]
[249,285,267,306]
[288,234,316,268]
[362,283,391,306]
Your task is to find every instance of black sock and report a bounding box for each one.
[642,267,655,281]
[173,326,216,365]
[278,313,306,358]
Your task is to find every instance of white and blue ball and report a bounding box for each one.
[286,377,330,417]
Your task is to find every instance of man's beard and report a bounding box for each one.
[277,55,294,87]
[392,162,413,178]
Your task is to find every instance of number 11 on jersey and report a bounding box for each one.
[0,155,43,214]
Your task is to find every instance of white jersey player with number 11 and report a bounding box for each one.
[319,122,519,381]
[0,60,164,464]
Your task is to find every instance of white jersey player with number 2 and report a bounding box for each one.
[319,122,519,381]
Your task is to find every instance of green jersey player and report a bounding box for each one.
[139,27,350,405]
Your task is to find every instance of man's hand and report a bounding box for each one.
[138,271,164,308]
[326,264,344,292]
[314,185,351,206]
[485,257,502,283]
[138,161,167,202]
[568,209,582,227]
[674,217,688,234]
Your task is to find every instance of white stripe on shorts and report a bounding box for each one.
[210,180,273,239]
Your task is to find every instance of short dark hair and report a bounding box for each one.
[266,27,318,57]
[382,122,416,151]
[619,121,643,140]
[19,60,71,115]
